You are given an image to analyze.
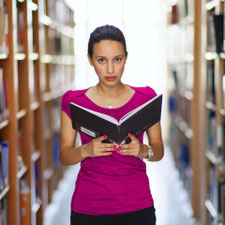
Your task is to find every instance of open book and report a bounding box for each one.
[69,94,162,144]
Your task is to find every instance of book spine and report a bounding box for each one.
[1,141,8,187]
[4,0,8,54]
[0,0,4,53]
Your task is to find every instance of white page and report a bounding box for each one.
[70,102,119,125]
[118,94,161,125]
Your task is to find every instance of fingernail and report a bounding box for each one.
[104,135,107,139]
[110,152,113,155]
[128,133,131,137]
[117,150,120,153]
[113,144,116,148]
[118,146,121,150]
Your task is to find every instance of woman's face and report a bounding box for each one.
[88,40,127,87]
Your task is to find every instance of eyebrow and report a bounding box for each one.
[95,55,124,58]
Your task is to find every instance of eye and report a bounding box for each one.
[97,58,106,63]
[115,57,122,63]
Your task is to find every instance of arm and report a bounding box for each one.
[60,111,115,166]
[118,121,164,161]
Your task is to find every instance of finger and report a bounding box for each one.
[128,133,138,142]
[96,135,108,142]
[99,152,113,156]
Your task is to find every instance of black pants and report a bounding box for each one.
[70,206,156,225]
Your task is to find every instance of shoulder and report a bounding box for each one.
[130,85,157,99]
[61,88,89,117]
[61,88,89,103]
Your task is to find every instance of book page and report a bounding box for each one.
[70,102,119,125]
[119,95,161,125]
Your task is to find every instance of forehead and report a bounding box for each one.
[92,40,125,56]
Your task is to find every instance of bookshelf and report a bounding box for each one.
[203,0,225,224]
[0,0,75,225]
[167,0,225,224]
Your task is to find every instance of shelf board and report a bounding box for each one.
[175,117,193,139]
[180,15,194,25]
[17,165,28,179]
[205,52,217,60]
[43,168,54,181]
[15,53,26,61]
[205,101,217,111]
[40,15,52,26]
[31,101,40,111]
[205,0,218,11]
[0,186,10,200]
[179,90,193,101]
[220,53,225,59]
[220,108,225,116]
[17,0,24,2]
[42,92,52,102]
[28,2,38,11]
[205,199,217,219]
[41,54,53,64]
[52,55,75,65]
[205,150,222,165]
[0,53,8,59]
[29,52,39,61]
[32,199,42,213]
[0,119,9,130]
[16,109,27,120]
[31,151,41,162]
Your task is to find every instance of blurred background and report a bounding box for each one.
[0,0,224,225]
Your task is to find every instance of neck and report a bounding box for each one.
[96,82,124,97]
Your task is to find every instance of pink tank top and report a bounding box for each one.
[61,86,157,215]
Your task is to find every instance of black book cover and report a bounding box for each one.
[69,94,162,144]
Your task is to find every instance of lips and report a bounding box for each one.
[105,76,116,81]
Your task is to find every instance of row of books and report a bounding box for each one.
[48,31,74,55]
[168,0,194,25]
[49,64,74,91]
[0,0,8,54]
[47,0,74,26]
[167,25,193,64]
[0,140,9,191]
[207,10,224,53]
[207,62,216,105]
[0,68,9,122]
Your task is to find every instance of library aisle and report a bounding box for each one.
[44,145,197,225]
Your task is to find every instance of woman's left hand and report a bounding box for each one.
[118,133,146,158]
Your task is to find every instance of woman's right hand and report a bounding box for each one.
[83,135,116,158]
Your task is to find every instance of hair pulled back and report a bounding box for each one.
[88,25,128,58]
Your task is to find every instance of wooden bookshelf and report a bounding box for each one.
[0,0,75,224]
[203,0,225,224]
[167,0,225,224]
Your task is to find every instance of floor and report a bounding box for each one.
[44,145,198,225]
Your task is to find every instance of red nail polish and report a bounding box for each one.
[117,150,120,153]
[118,146,121,150]
[113,144,116,148]
[104,135,107,139]
[128,133,131,137]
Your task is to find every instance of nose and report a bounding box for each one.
[107,61,114,74]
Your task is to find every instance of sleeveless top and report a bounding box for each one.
[61,85,157,215]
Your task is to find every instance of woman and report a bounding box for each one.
[60,25,164,225]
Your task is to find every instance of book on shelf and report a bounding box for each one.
[207,13,216,52]
[0,68,9,121]
[69,94,163,144]
[17,5,25,53]
[206,62,216,105]
[20,178,31,225]
[212,14,224,53]
[222,69,225,109]
[0,0,8,54]
[0,141,8,187]
[207,110,217,154]
[0,199,7,225]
